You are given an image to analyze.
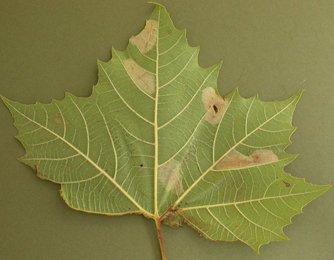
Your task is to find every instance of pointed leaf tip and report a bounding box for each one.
[148,1,165,8]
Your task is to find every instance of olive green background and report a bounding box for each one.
[0,1,333,259]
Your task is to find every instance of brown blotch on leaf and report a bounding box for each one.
[130,19,158,53]
[283,181,291,187]
[54,114,62,124]
[183,150,192,161]
[162,211,184,228]
[217,149,278,170]
[124,59,155,94]
[158,160,184,196]
[202,87,230,125]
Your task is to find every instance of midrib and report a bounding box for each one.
[153,8,161,219]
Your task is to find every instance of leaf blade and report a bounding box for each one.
[179,177,330,252]
[1,3,331,258]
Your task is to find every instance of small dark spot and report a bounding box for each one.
[252,154,259,161]
[33,165,37,174]
[283,181,291,187]
[140,164,144,167]
[178,204,181,207]
[212,104,218,113]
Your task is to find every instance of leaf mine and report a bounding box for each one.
[216,149,279,170]
[158,160,184,196]
[202,87,230,125]
[130,19,158,53]
[124,58,155,94]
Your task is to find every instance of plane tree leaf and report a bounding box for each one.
[1,3,330,259]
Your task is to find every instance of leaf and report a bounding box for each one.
[1,2,330,259]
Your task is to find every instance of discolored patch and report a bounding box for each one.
[162,211,184,228]
[54,114,62,124]
[130,19,158,53]
[124,59,155,94]
[202,87,230,125]
[216,149,278,170]
[158,160,184,196]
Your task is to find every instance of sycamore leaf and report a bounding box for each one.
[1,3,330,259]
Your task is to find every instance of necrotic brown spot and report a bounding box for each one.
[130,19,158,53]
[216,149,278,170]
[162,211,184,228]
[158,160,184,196]
[124,59,155,94]
[202,87,230,125]
[212,104,218,113]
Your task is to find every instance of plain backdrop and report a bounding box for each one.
[0,1,333,259]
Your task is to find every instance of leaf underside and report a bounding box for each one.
[2,2,330,255]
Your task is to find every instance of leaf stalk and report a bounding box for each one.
[155,218,166,260]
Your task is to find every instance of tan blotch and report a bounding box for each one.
[54,114,62,124]
[130,19,158,53]
[216,149,278,170]
[202,87,230,125]
[158,160,184,196]
[124,59,155,94]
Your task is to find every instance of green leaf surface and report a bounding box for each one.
[1,3,330,259]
